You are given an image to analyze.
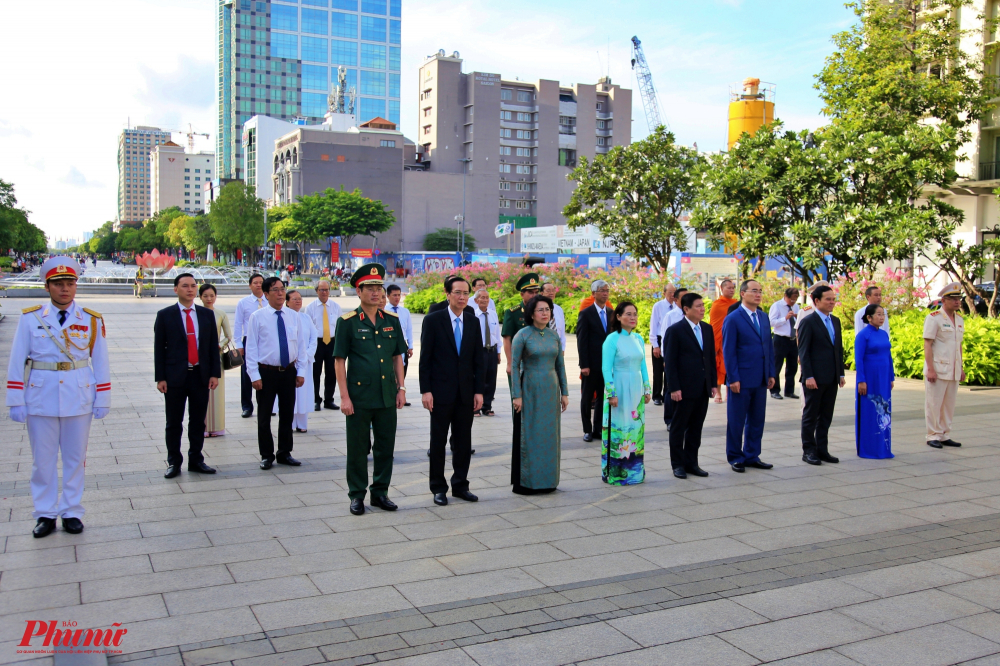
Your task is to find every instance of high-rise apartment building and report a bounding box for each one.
[216,0,402,181]
[118,126,172,226]
[401,52,631,250]
[150,142,216,215]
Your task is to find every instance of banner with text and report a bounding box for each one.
[519,225,616,254]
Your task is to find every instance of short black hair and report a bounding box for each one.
[812,285,834,302]
[739,279,759,294]
[865,285,881,298]
[174,272,196,287]
[680,292,703,311]
[262,276,285,293]
[198,283,217,296]
[720,279,735,288]
[443,274,459,288]
[784,287,799,299]
[386,284,401,296]
[675,287,688,297]
[471,277,487,287]
[524,295,554,323]
[446,277,470,293]
[248,273,263,286]
[611,301,637,333]
[285,289,300,302]
[863,303,883,324]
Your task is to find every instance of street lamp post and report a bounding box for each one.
[458,157,472,264]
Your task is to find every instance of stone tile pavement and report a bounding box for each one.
[2,295,1000,665]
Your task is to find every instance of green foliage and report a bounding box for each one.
[293,187,395,250]
[0,257,13,267]
[401,287,443,314]
[0,179,47,253]
[423,227,477,252]
[209,182,265,258]
[564,128,703,273]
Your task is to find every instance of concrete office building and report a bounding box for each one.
[400,51,632,251]
[117,126,172,227]
[150,142,215,215]
[216,0,402,182]
[271,117,404,250]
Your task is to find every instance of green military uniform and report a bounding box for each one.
[333,264,409,501]
[502,273,541,488]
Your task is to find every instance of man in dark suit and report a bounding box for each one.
[420,277,484,505]
[722,279,776,473]
[154,273,221,479]
[576,279,614,442]
[797,284,846,465]
[664,292,717,479]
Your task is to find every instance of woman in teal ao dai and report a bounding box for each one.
[510,295,570,494]
[601,302,651,485]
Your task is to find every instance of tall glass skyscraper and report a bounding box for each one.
[217,0,401,180]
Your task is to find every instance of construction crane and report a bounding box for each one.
[630,36,665,133]
[167,124,211,153]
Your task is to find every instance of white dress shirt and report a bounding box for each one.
[477,307,501,351]
[550,303,567,351]
[649,298,675,345]
[448,306,464,339]
[768,299,801,338]
[687,316,704,347]
[244,304,310,381]
[305,298,342,340]
[234,293,266,348]
[741,303,764,328]
[176,301,200,349]
[389,303,413,349]
[659,305,686,355]
[855,304,889,338]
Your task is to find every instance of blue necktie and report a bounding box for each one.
[276,310,289,367]
[694,323,703,349]
[392,306,398,313]
[599,309,607,331]
[454,317,462,351]
[751,310,760,335]
[824,315,835,343]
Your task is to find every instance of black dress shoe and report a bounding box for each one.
[260,458,273,470]
[276,455,302,466]
[746,460,774,470]
[785,393,800,399]
[188,461,216,474]
[818,454,839,463]
[295,428,307,433]
[802,454,822,465]
[314,401,322,412]
[653,399,663,406]
[164,464,181,479]
[404,402,411,407]
[583,433,593,442]
[350,498,365,515]
[673,467,687,479]
[370,495,397,511]
[770,392,783,400]
[241,409,253,418]
[731,463,745,473]
[33,518,56,538]
[325,401,340,410]
[942,439,962,447]
[927,440,943,449]
[433,493,448,506]
[686,466,709,477]
[62,517,84,534]
[453,489,478,502]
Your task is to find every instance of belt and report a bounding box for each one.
[29,360,90,371]
[259,363,295,372]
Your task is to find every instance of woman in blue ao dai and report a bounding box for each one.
[601,302,651,485]
[855,304,894,459]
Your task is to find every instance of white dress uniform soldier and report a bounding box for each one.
[924,283,966,449]
[5,257,110,538]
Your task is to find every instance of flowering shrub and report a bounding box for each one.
[833,268,929,324]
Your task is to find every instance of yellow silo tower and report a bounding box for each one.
[727,78,775,149]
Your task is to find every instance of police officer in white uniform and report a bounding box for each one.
[924,283,965,449]
[5,257,111,538]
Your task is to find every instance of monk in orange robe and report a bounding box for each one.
[710,279,739,403]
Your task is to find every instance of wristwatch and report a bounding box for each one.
[397,387,406,392]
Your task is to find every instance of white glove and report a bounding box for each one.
[92,407,109,419]
[10,406,26,423]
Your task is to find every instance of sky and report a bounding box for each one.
[0,0,853,243]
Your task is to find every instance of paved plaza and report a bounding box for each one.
[3,294,1000,665]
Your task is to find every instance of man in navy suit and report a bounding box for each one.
[419,277,484,506]
[722,279,776,472]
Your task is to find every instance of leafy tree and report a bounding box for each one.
[93,231,119,257]
[292,187,395,251]
[423,227,477,252]
[209,182,265,260]
[267,203,315,264]
[563,128,703,273]
[0,179,47,253]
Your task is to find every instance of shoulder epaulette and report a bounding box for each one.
[21,305,41,314]
[342,311,358,320]
[383,309,398,318]
[931,311,941,316]
[82,307,103,318]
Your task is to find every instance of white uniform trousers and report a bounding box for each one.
[26,414,91,520]
[925,378,958,442]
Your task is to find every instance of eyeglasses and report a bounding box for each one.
[744,289,763,295]
[269,286,286,293]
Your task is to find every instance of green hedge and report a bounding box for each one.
[0,257,12,268]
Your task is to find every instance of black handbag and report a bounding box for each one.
[222,343,243,370]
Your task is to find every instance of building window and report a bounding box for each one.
[361,0,386,13]
[500,146,511,155]
[272,4,297,30]
[361,43,386,68]
[389,19,400,44]
[389,0,401,16]
[302,36,328,62]
[516,165,531,174]
[302,8,329,35]
[360,15,386,41]
[331,39,357,66]
[271,33,297,59]
[597,102,603,110]
[516,112,532,122]
[195,169,201,173]
[389,46,401,71]
[185,168,191,172]
[380,139,396,147]
[499,182,510,190]
[359,97,385,120]
[331,11,358,38]
[303,92,327,116]
[361,70,385,95]
[597,120,606,129]
[500,128,511,138]
[421,88,432,100]
[389,73,400,98]
[423,107,432,117]
[517,91,532,102]
[516,201,530,209]
[499,200,510,208]
[516,183,530,191]
[184,176,190,180]
[597,137,607,146]
[499,164,511,173]
[501,111,512,120]
[303,64,328,90]
[331,0,358,8]
[185,184,191,189]
[500,89,512,101]
[516,147,530,156]
[388,100,400,124]
[423,125,432,135]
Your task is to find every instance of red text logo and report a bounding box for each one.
[18,621,127,654]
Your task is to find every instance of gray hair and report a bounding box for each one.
[474,288,490,299]
[591,279,609,293]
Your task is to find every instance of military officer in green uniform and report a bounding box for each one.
[334,263,408,516]
[502,273,542,486]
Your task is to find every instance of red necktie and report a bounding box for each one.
[185,309,198,366]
